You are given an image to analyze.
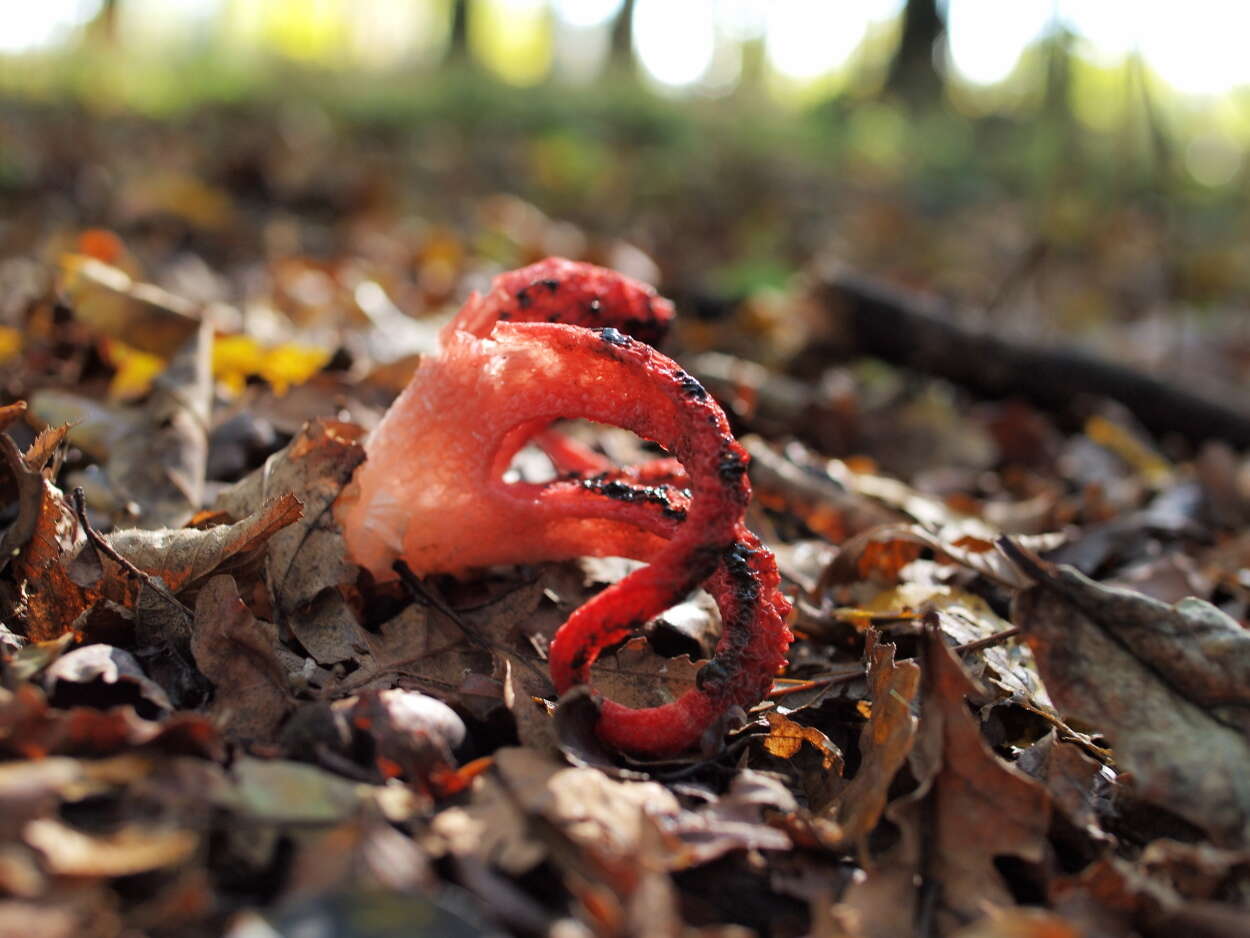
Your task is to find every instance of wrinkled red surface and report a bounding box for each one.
[338,258,791,756]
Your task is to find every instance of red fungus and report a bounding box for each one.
[337,258,791,757]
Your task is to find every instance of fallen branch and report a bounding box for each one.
[809,273,1250,448]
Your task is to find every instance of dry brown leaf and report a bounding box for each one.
[57,254,202,357]
[665,770,797,866]
[44,644,172,717]
[3,448,92,641]
[1052,855,1250,938]
[1008,541,1250,846]
[0,683,221,760]
[1016,732,1111,839]
[215,419,366,662]
[190,575,290,742]
[763,711,843,771]
[24,817,198,877]
[587,636,703,711]
[105,320,211,528]
[105,493,302,596]
[950,907,1083,938]
[0,900,98,938]
[0,434,63,577]
[845,616,1052,938]
[21,424,70,477]
[824,522,1060,590]
[828,631,920,846]
[0,401,27,434]
[430,747,679,875]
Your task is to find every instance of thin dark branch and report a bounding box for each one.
[809,273,1250,448]
[72,487,193,619]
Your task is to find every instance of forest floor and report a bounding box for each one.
[1,98,1249,938]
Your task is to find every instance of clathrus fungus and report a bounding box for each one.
[337,258,791,756]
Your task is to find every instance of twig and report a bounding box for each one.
[811,273,1250,447]
[954,626,1022,655]
[768,627,1022,700]
[392,559,487,649]
[769,669,864,700]
[71,487,193,619]
[392,559,550,685]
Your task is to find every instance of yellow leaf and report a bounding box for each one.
[212,335,330,397]
[0,327,21,363]
[259,343,332,395]
[1085,414,1173,487]
[105,339,166,400]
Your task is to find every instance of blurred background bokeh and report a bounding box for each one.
[2,0,1249,392]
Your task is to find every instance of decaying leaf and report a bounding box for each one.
[587,635,704,711]
[43,644,173,718]
[0,682,221,760]
[663,769,797,866]
[24,818,198,877]
[762,711,843,772]
[951,907,1083,938]
[430,747,680,874]
[106,320,212,528]
[827,631,920,846]
[1007,540,1250,846]
[190,575,290,742]
[3,443,93,641]
[56,254,202,357]
[215,418,367,662]
[824,522,1062,590]
[845,617,1051,937]
[104,493,302,597]
[1052,853,1250,938]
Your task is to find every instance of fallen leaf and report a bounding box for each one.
[824,522,1061,590]
[0,900,91,938]
[665,769,797,866]
[1015,731,1113,841]
[828,631,920,846]
[57,253,201,357]
[762,711,843,772]
[586,635,703,711]
[214,419,367,662]
[951,907,1083,938]
[0,683,221,760]
[24,817,198,877]
[190,575,290,742]
[430,747,680,875]
[105,320,211,528]
[3,445,93,641]
[845,616,1052,937]
[1052,854,1250,938]
[1007,540,1250,846]
[105,493,302,596]
[44,644,172,718]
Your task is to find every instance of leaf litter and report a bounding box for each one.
[0,150,1248,938]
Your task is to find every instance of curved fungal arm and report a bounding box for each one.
[337,258,791,757]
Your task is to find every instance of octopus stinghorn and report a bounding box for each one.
[336,258,792,757]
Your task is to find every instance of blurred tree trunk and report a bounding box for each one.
[740,36,766,89]
[1043,27,1074,119]
[448,0,470,62]
[85,0,121,44]
[610,0,635,71]
[885,0,946,106]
